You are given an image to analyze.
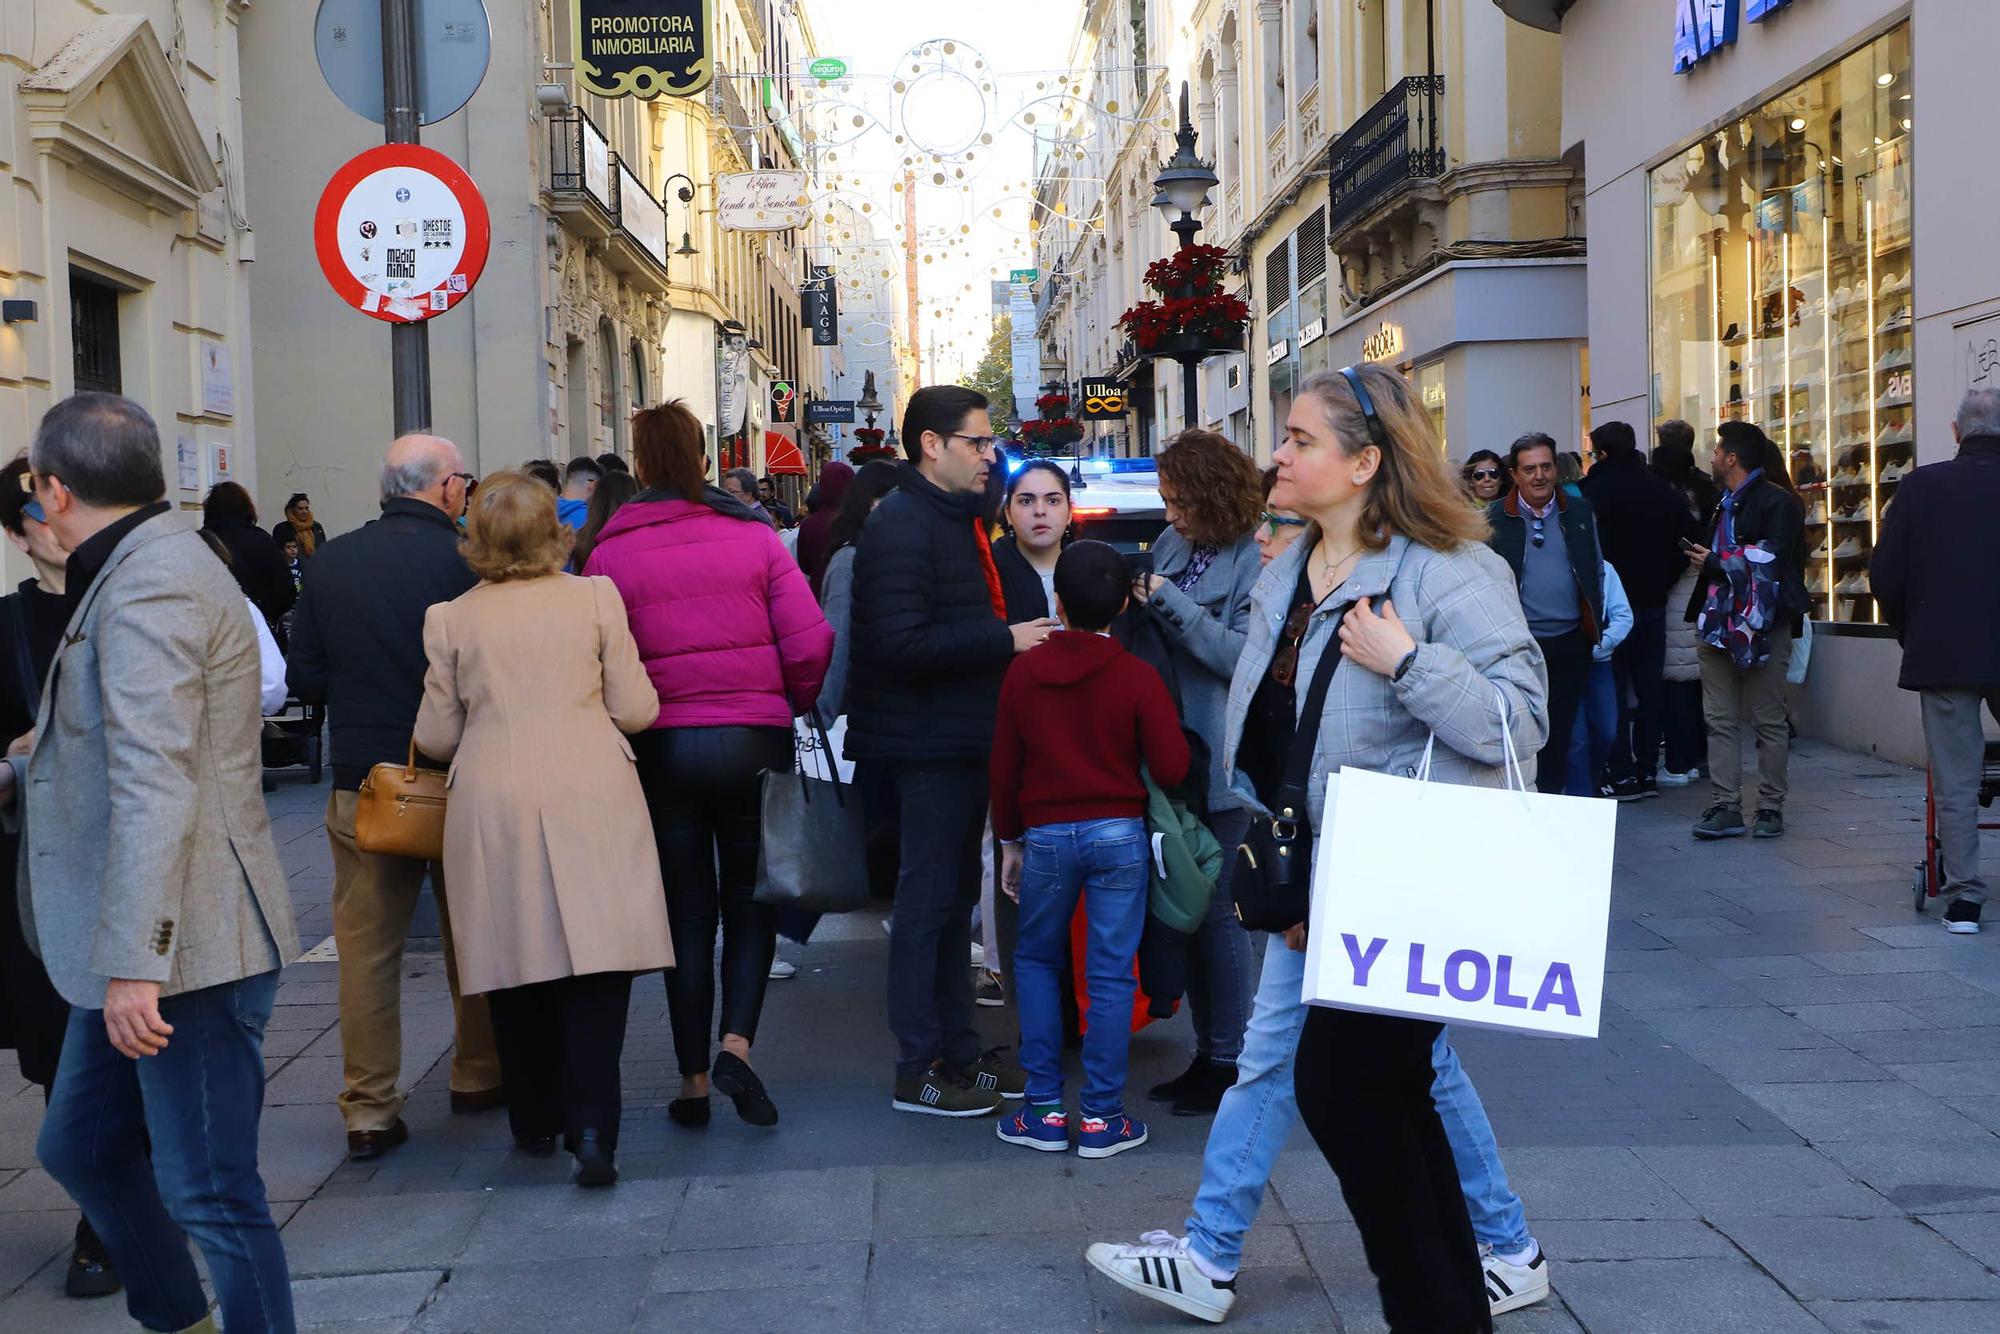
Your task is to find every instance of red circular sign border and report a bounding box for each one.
[313,143,491,324]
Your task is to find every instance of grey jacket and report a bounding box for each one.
[1222,533,1550,824]
[11,513,296,1008]
[1144,527,1262,812]
[813,544,857,731]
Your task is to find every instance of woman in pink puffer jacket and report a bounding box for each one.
[584,400,832,1132]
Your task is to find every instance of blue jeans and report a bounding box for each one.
[40,971,295,1333]
[1565,659,1619,797]
[1015,818,1149,1115]
[1185,944,1531,1271]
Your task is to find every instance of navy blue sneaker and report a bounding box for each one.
[997,1104,1069,1152]
[1078,1112,1148,1159]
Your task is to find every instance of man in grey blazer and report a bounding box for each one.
[0,393,299,1334]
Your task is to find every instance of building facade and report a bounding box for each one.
[1034,1,1581,466]
[241,0,839,536]
[1522,0,1994,764]
[1,1,256,560]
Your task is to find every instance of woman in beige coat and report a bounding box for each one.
[414,471,670,1187]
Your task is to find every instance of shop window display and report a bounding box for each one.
[1650,23,1912,625]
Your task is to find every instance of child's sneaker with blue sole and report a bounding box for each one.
[997,1104,1069,1152]
[1077,1112,1147,1159]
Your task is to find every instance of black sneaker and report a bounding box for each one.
[1693,804,1746,839]
[1946,899,1983,935]
[1634,776,1660,800]
[893,1062,1003,1117]
[1606,776,1648,802]
[1752,808,1784,839]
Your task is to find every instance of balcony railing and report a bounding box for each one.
[616,158,667,267]
[548,108,613,210]
[1327,76,1446,235]
[712,75,755,161]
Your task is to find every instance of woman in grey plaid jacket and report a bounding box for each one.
[1231,364,1548,1332]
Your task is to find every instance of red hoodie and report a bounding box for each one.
[989,631,1190,842]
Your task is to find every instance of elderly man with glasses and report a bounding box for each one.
[286,434,503,1160]
[1485,432,1606,793]
[845,385,1060,1118]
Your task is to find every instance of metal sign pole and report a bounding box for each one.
[381,0,432,435]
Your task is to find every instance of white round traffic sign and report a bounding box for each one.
[314,144,490,323]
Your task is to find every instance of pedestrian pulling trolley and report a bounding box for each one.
[1914,739,2000,910]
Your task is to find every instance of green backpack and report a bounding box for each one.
[1143,765,1225,933]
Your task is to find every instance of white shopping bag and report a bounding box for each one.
[795,714,854,784]
[1302,698,1616,1038]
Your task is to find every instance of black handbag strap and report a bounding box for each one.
[1270,602,1352,824]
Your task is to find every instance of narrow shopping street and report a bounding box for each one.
[2,741,1996,1332]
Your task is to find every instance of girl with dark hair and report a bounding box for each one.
[201,481,295,645]
[993,459,1072,619]
[572,470,637,571]
[813,460,902,730]
[1461,449,1509,504]
[584,400,834,1131]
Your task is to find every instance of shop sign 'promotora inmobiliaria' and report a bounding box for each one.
[314,144,491,324]
[1674,0,1804,75]
[574,1,713,99]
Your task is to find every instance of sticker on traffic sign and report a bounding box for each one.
[314,144,490,323]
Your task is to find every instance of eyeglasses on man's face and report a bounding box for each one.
[947,432,998,455]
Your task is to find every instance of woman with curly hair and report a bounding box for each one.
[1129,428,1265,1115]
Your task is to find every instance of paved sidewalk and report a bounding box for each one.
[5,741,2000,1331]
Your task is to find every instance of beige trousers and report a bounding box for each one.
[1698,623,1794,814]
[327,789,500,1131]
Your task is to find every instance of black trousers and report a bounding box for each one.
[1609,605,1667,783]
[487,971,634,1151]
[1662,679,1705,774]
[884,761,988,1077]
[1534,629,1594,795]
[635,726,792,1077]
[1295,1006,1492,1334]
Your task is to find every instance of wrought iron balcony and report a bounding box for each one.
[605,157,670,286]
[547,108,615,240]
[1327,77,1446,237]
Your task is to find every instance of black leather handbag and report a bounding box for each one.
[1230,616,1348,933]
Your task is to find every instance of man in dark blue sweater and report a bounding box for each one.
[848,386,1058,1117]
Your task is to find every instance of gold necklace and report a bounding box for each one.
[1316,541,1361,582]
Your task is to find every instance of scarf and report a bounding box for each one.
[973,520,1008,619]
[288,518,317,557]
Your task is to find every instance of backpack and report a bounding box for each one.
[1142,764,1224,934]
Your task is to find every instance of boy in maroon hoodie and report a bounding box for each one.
[992,541,1190,1158]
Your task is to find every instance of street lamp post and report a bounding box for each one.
[662,172,699,258]
[1151,83,1221,430]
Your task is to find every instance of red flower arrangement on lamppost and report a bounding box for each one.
[847,425,895,464]
[1016,383,1082,456]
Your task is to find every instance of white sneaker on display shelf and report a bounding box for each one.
[1831,537,1862,559]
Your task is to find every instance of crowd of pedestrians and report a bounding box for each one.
[4,374,1995,1334]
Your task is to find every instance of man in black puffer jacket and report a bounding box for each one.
[848,386,1058,1118]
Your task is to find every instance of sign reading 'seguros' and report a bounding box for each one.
[575,0,713,99]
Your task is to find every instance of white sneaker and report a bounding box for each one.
[1482,1243,1551,1315]
[768,957,797,981]
[969,941,986,968]
[1659,769,1696,786]
[1085,1231,1237,1324]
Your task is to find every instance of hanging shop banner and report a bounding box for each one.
[803,265,838,346]
[770,379,797,424]
[718,338,749,436]
[314,143,491,324]
[1079,376,1129,420]
[1009,268,1039,422]
[805,399,856,425]
[717,171,812,231]
[574,0,713,99]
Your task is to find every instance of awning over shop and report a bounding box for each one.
[765,431,807,476]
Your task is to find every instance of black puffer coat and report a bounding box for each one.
[846,465,1015,763]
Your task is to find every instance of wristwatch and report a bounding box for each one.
[1392,647,1419,683]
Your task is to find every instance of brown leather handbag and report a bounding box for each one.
[354,742,447,861]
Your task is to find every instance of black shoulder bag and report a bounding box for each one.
[1230,610,1349,933]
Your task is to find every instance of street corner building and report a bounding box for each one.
[0,2,257,577]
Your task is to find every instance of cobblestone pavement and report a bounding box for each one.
[5,740,2000,1331]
